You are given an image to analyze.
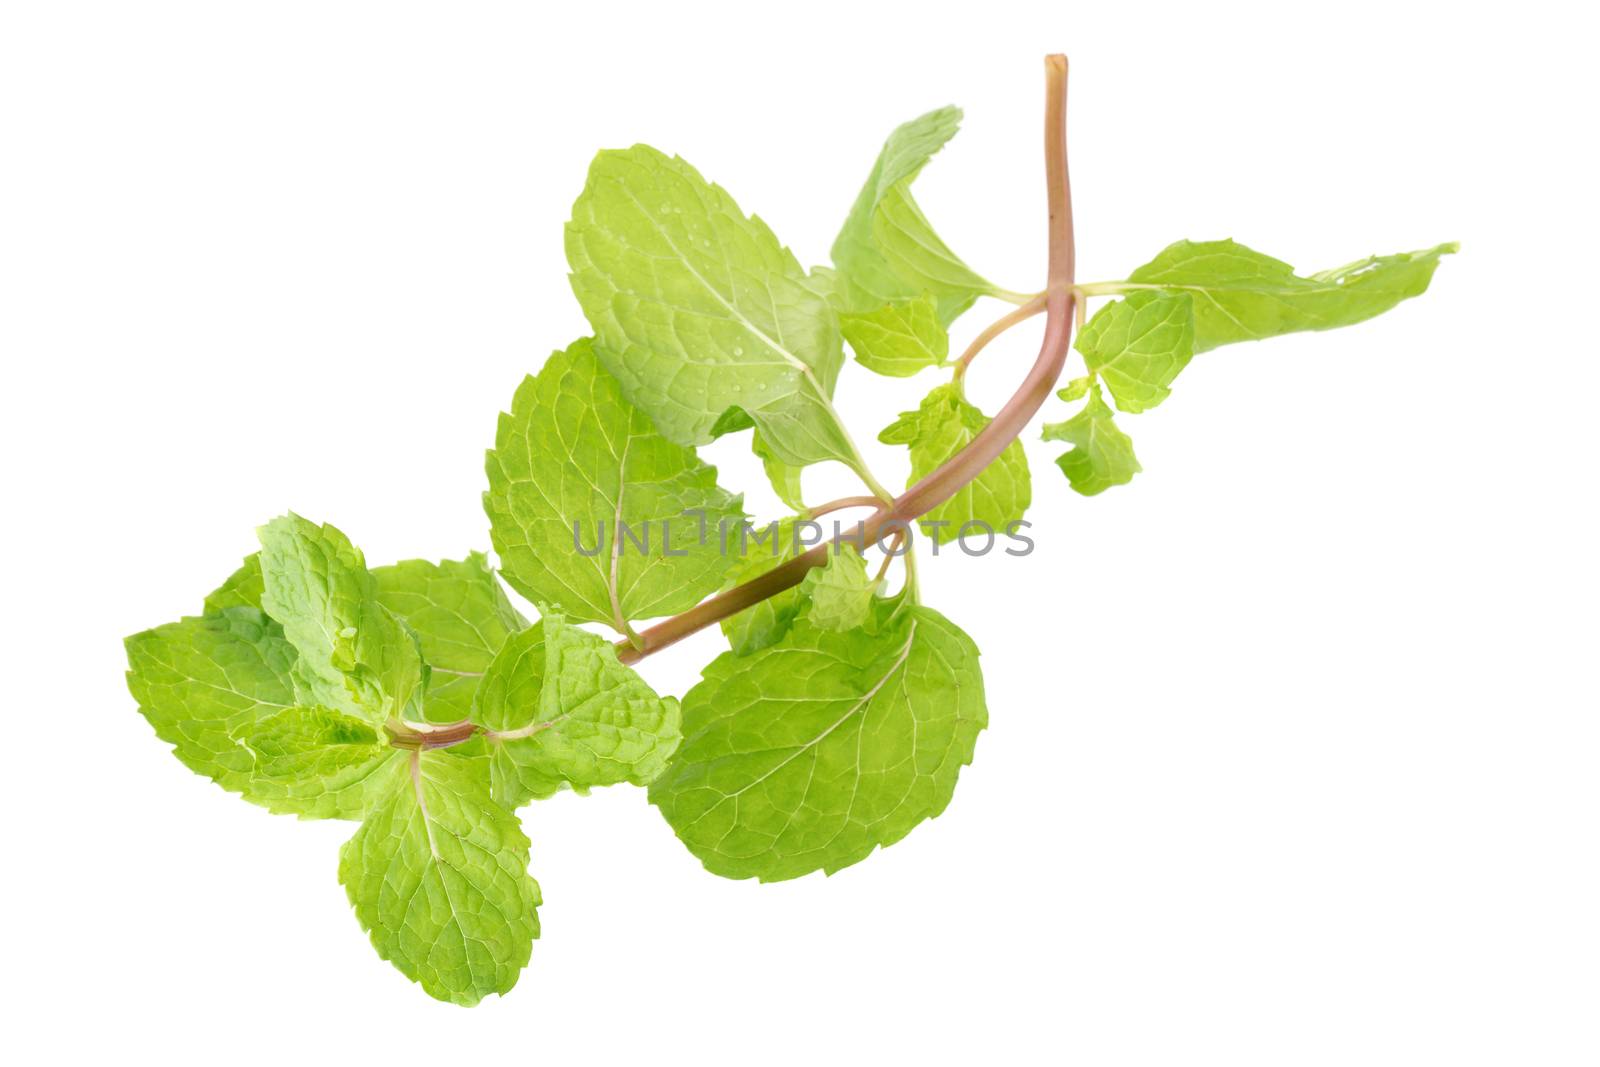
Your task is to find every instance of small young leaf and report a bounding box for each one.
[486,340,743,633]
[709,406,756,435]
[839,293,949,377]
[879,381,1030,543]
[800,549,878,632]
[1056,376,1092,403]
[257,514,425,724]
[477,615,682,808]
[831,108,995,324]
[230,706,394,819]
[718,517,808,655]
[1042,382,1142,496]
[566,146,854,468]
[651,602,986,882]
[752,429,807,513]
[372,553,527,723]
[203,554,265,613]
[1075,290,1196,413]
[339,752,540,1006]
[1125,239,1457,351]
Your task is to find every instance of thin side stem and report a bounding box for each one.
[484,721,548,743]
[615,54,1077,666]
[1073,280,1170,297]
[952,292,1048,379]
[846,456,897,504]
[900,539,921,604]
[871,530,906,585]
[807,494,886,519]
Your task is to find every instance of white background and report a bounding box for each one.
[3,1,1595,1063]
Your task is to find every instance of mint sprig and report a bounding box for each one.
[124,55,1455,1003]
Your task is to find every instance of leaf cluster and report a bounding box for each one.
[127,518,676,1003]
[125,78,1454,1004]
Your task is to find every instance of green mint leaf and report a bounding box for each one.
[651,601,986,882]
[1125,239,1457,351]
[203,554,265,613]
[878,381,1030,543]
[126,606,301,801]
[372,553,528,723]
[371,553,527,670]
[339,751,540,1006]
[799,549,878,632]
[838,293,950,377]
[477,614,681,808]
[257,514,425,724]
[230,706,396,819]
[1075,290,1196,413]
[1042,382,1142,496]
[718,517,807,655]
[830,107,994,325]
[486,340,743,632]
[752,429,808,514]
[566,147,855,468]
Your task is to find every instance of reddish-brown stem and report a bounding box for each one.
[386,718,480,750]
[615,54,1077,666]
